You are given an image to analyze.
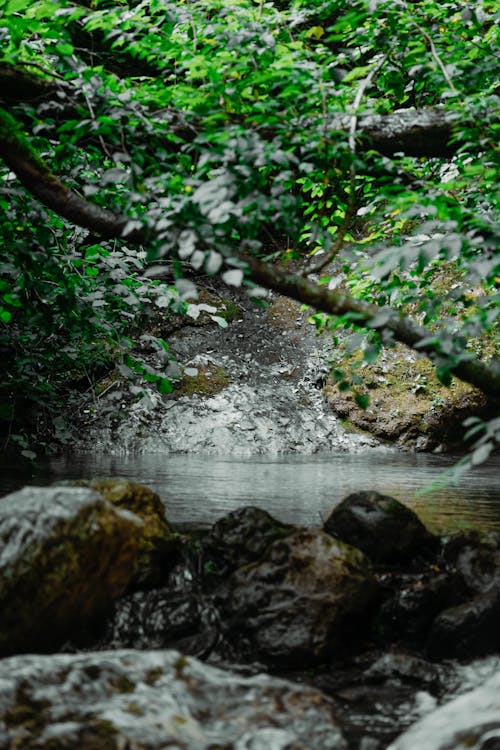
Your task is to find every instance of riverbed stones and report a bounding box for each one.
[426,530,500,659]
[216,528,377,667]
[59,478,176,587]
[0,486,143,656]
[323,491,437,564]
[0,649,347,750]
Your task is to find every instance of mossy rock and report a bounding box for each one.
[324,344,488,450]
[0,650,345,749]
[0,486,143,656]
[63,478,178,588]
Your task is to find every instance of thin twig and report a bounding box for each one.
[16,60,65,81]
[305,54,388,276]
[82,91,113,159]
[420,29,457,92]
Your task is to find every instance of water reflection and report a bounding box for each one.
[1,451,499,534]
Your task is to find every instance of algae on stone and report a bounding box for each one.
[0,486,143,656]
[61,478,178,587]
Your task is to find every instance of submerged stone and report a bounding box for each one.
[323,491,437,564]
[0,649,347,750]
[0,486,143,656]
[217,528,377,667]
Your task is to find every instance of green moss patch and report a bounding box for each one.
[324,344,487,449]
[174,363,230,398]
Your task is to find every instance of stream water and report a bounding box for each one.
[1,450,499,534]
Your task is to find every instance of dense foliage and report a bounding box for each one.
[0,0,498,459]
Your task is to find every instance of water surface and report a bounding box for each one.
[1,451,499,534]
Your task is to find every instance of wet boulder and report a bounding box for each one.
[426,531,500,659]
[376,572,457,644]
[323,491,437,564]
[0,486,143,656]
[427,589,500,659]
[387,668,500,750]
[101,584,222,659]
[0,649,347,750]
[217,529,377,667]
[440,530,500,596]
[60,478,176,588]
[202,505,296,575]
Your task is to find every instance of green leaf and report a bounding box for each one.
[55,42,74,56]
[436,366,453,387]
[6,0,32,12]
[210,315,229,328]
[157,378,173,395]
[471,442,492,466]
[354,393,370,410]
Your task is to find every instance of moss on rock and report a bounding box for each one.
[324,344,487,450]
[174,363,230,398]
[0,486,143,656]
[63,478,178,588]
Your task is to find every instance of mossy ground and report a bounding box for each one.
[173,363,230,398]
[324,344,487,449]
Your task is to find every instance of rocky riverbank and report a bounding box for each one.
[1,479,499,749]
[69,278,489,457]
[72,285,380,455]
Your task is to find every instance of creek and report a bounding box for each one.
[1,450,499,534]
[1,450,500,749]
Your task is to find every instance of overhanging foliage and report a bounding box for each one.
[0,0,498,455]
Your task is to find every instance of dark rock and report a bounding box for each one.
[363,652,444,690]
[440,530,500,596]
[323,491,437,564]
[216,528,377,667]
[376,573,455,643]
[0,649,348,750]
[427,589,500,659]
[202,505,296,574]
[102,588,204,649]
[424,531,500,658]
[0,486,143,656]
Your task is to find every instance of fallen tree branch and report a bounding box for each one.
[239,254,500,398]
[1,64,495,159]
[0,107,147,243]
[1,106,499,397]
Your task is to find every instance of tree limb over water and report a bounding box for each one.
[1,108,498,398]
